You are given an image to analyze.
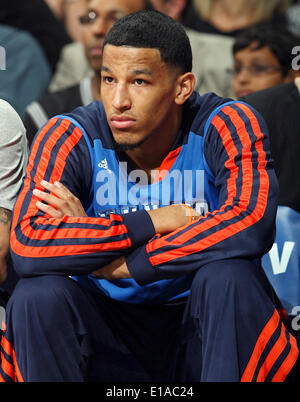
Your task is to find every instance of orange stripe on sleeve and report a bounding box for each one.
[11,117,69,232]
[20,221,127,242]
[11,236,131,258]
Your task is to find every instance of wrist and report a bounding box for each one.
[147,204,197,235]
[181,204,198,223]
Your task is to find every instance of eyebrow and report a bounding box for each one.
[101,66,112,73]
[132,69,152,75]
[88,7,123,16]
[101,66,152,75]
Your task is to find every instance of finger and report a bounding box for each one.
[40,180,72,200]
[33,189,65,209]
[35,181,87,217]
[36,201,63,218]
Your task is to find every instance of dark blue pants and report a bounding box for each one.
[0,259,298,382]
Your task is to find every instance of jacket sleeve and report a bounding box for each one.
[10,116,155,277]
[126,102,279,285]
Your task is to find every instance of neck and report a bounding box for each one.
[125,108,182,180]
[209,0,255,31]
[92,73,101,100]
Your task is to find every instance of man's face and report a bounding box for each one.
[232,43,288,98]
[81,0,144,74]
[101,45,180,151]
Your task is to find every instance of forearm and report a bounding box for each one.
[11,208,155,277]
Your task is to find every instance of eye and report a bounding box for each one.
[103,76,114,84]
[79,10,97,25]
[134,78,146,86]
[233,65,242,75]
[251,65,269,74]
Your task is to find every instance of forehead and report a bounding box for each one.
[234,43,279,64]
[87,0,144,13]
[102,45,167,72]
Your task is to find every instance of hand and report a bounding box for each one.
[295,77,300,95]
[92,257,131,280]
[147,204,198,235]
[33,180,87,218]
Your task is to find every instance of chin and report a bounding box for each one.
[113,138,146,152]
[113,143,140,152]
[112,132,149,152]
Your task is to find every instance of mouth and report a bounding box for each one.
[236,90,252,98]
[111,116,136,129]
[89,44,103,57]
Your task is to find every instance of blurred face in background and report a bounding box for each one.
[46,0,87,41]
[80,0,145,74]
[149,0,186,21]
[232,42,290,98]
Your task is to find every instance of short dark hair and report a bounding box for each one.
[103,10,192,73]
[233,23,300,76]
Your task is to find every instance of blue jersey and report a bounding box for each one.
[10,91,279,304]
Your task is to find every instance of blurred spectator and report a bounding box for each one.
[48,42,92,92]
[230,23,300,98]
[0,100,28,300]
[24,0,147,147]
[149,0,189,22]
[287,0,300,37]
[191,0,291,36]
[45,0,87,42]
[50,0,234,97]
[49,0,153,92]
[0,25,51,118]
[185,30,234,97]
[0,0,72,74]
[242,79,300,213]
[147,0,219,32]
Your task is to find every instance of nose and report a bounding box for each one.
[91,16,109,37]
[112,83,131,112]
[236,67,252,83]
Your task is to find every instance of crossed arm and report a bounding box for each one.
[32,179,195,280]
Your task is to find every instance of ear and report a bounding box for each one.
[174,72,195,105]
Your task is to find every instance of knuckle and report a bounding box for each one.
[62,200,69,208]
